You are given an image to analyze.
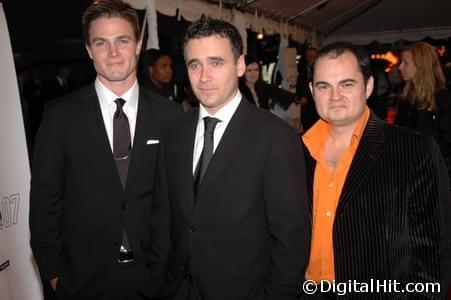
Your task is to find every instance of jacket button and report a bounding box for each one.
[190,225,199,232]
[122,203,128,210]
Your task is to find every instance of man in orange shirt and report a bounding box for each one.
[302,42,451,299]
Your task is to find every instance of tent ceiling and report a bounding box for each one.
[201,0,451,43]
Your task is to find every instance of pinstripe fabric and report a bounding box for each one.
[304,114,451,299]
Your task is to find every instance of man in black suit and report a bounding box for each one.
[301,41,451,299]
[149,17,310,300]
[139,49,181,104]
[44,64,72,101]
[29,1,179,299]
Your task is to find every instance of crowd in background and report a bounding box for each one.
[16,39,451,157]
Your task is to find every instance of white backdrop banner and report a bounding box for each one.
[0,4,44,300]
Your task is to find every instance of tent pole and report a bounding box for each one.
[287,0,329,22]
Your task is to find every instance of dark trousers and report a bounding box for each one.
[105,262,148,300]
[52,262,148,300]
[158,268,201,300]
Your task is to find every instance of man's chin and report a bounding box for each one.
[198,100,215,108]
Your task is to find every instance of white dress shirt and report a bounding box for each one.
[95,78,139,151]
[192,90,242,174]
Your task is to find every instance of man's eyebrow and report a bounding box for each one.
[116,35,132,40]
[314,79,358,86]
[91,37,107,43]
[207,56,225,62]
[186,58,200,66]
[91,35,132,43]
[187,56,225,65]
[339,79,357,84]
[314,81,330,86]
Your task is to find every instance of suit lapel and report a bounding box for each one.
[336,114,385,214]
[180,110,198,215]
[303,146,316,213]
[126,89,153,195]
[81,85,123,189]
[81,84,112,153]
[194,99,251,205]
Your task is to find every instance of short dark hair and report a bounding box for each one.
[142,48,171,67]
[82,0,140,46]
[310,41,372,84]
[183,16,243,61]
[138,48,171,82]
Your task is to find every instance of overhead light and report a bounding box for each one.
[371,51,399,72]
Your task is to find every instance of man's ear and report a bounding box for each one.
[136,39,143,56]
[309,81,314,98]
[85,45,93,60]
[365,76,374,99]
[236,55,245,77]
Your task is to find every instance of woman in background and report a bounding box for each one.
[396,41,451,177]
[239,55,295,111]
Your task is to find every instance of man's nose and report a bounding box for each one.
[109,43,118,57]
[200,66,211,82]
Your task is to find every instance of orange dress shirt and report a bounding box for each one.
[302,106,370,282]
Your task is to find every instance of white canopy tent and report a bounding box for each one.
[125,0,319,52]
[131,0,451,47]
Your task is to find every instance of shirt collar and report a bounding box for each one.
[303,106,371,161]
[95,77,139,110]
[198,90,242,124]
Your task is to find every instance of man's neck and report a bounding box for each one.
[324,124,356,172]
[328,124,356,145]
[98,76,136,97]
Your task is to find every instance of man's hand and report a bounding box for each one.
[50,277,59,291]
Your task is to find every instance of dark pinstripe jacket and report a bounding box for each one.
[304,114,451,299]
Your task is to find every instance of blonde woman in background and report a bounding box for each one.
[396,41,451,180]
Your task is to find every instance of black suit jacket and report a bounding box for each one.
[29,84,180,298]
[304,114,451,299]
[151,98,310,300]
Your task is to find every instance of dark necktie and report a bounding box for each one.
[113,98,131,188]
[194,117,220,194]
[113,98,133,253]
